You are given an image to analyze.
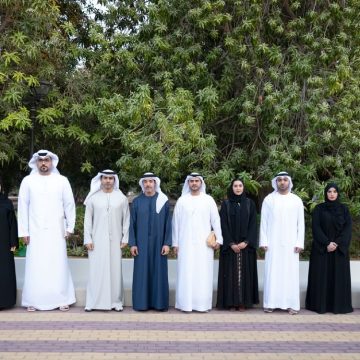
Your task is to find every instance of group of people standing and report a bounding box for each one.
[0,150,353,316]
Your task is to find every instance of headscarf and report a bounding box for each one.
[322,182,346,232]
[226,179,249,241]
[84,169,122,205]
[139,172,168,213]
[227,178,246,203]
[28,149,59,174]
[0,175,12,209]
[271,171,293,192]
[181,172,206,195]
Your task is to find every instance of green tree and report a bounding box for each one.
[81,0,360,210]
[1,0,359,214]
[0,0,93,192]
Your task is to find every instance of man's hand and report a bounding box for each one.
[294,247,303,253]
[86,243,94,251]
[231,244,240,253]
[213,242,220,250]
[131,246,138,256]
[10,246,16,252]
[120,243,128,249]
[161,245,170,255]
[23,236,30,245]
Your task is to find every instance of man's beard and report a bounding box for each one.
[39,166,49,173]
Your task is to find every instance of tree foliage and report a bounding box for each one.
[0,0,359,215]
[0,0,93,190]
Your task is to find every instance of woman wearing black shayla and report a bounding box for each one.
[0,176,18,309]
[306,183,353,314]
[216,179,259,310]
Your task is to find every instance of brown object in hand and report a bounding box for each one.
[206,231,217,248]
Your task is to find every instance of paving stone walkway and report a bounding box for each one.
[0,307,359,359]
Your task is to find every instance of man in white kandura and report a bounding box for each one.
[18,150,76,312]
[172,172,223,312]
[260,171,305,315]
[83,169,130,312]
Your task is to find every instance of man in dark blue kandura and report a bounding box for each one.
[129,172,172,311]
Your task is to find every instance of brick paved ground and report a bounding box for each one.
[0,307,359,359]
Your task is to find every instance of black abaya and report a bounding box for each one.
[216,197,259,309]
[0,194,18,309]
[305,201,353,314]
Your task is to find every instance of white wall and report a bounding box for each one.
[15,258,360,308]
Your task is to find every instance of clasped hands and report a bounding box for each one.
[231,242,248,253]
[327,242,338,252]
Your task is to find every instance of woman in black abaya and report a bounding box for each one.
[216,179,259,310]
[0,176,18,309]
[305,183,353,314]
